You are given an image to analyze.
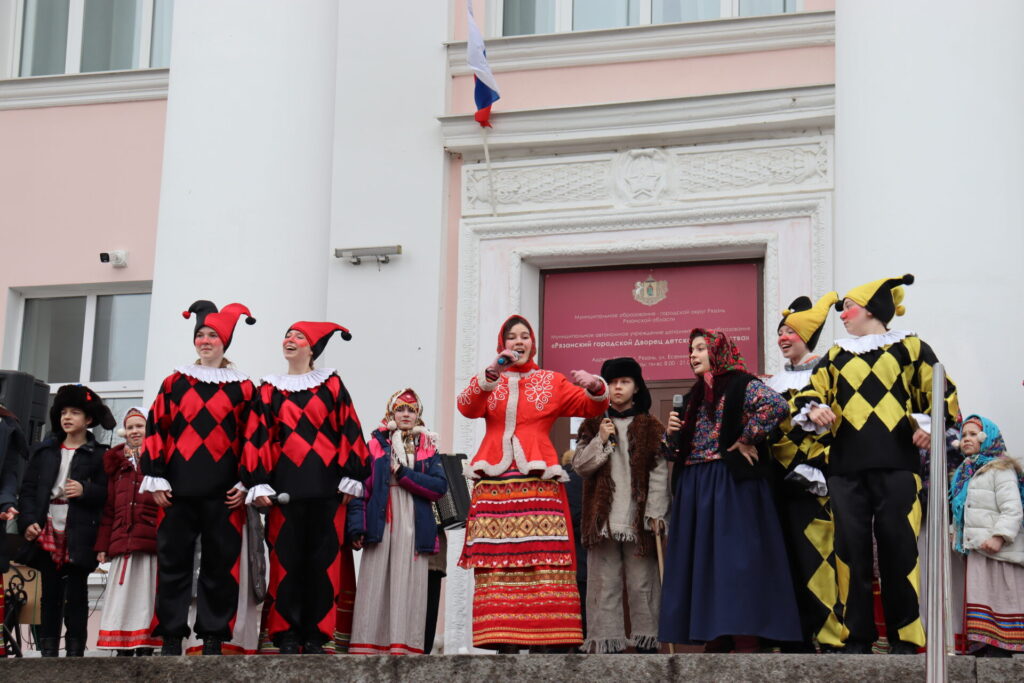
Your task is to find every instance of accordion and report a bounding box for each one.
[432,453,472,530]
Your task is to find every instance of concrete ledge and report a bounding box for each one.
[3,653,1019,682]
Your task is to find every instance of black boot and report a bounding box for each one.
[888,641,919,655]
[302,640,325,655]
[202,638,222,655]
[276,633,300,655]
[39,637,60,658]
[65,637,86,657]
[116,649,135,657]
[136,648,155,656]
[841,641,873,655]
[161,638,183,656]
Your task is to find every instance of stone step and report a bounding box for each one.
[2,653,1021,682]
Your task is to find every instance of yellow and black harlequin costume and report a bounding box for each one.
[792,275,959,652]
[766,292,845,650]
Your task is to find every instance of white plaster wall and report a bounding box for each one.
[835,0,1024,447]
[144,0,339,400]
[323,5,449,428]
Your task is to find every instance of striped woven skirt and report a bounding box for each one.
[459,472,582,648]
[963,552,1024,652]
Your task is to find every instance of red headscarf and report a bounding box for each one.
[496,314,540,372]
[690,328,747,376]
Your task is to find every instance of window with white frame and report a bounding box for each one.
[17,291,151,445]
[14,0,173,78]
[497,0,797,36]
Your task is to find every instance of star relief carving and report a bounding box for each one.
[615,148,669,204]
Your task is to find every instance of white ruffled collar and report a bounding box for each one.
[764,364,815,393]
[175,364,249,384]
[835,330,915,355]
[261,368,336,392]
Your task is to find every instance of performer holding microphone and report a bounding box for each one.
[657,329,800,652]
[457,314,610,652]
[242,321,370,654]
[573,358,669,654]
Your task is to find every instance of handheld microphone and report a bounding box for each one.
[604,411,618,448]
[256,492,290,509]
[497,350,520,366]
[671,394,685,454]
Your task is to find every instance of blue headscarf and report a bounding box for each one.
[949,415,1024,554]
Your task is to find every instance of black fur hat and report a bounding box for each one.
[599,357,651,413]
[49,384,116,434]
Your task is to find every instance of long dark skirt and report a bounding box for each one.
[658,459,801,644]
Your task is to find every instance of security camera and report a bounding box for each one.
[99,252,110,263]
[99,250,129,267]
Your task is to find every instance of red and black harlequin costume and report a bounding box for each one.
[457,315,609,650]
[140,301,256,650]
[241,321,370,654]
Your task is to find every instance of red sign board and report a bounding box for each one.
[541,262,761,381]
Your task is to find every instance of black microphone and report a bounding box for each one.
[671,394,685,454]
[604,410,617,448]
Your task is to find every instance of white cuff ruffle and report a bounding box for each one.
[245,484,277,505]
[139,476,172,493]
[338,477,364,498]
[792,402,829,435]
[793,464,828,496]
[912,413,932,435]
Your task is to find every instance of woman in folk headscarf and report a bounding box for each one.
[348,388,447,655]
[658,328,801,652]
[950,415,1024,657]
[457,314,609,653]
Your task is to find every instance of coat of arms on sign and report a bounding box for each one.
[633,274,668,306]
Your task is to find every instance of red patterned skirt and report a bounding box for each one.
[459,473,582,648]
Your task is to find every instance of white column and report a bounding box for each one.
[835,0,1024,447]
[144,0,338,397]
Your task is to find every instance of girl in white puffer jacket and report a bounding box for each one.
[949,415,1024,656]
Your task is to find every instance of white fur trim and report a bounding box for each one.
[175,364,249,384]
[834,329,914,355]
[245,484,276,505]
[793,464,828,496]
[338,477,364,497]
[386,420,398,431]
[912,413,932,435]
[139,476,171,493]
[260,368,335,392]
[477,369,500,392]
[587,377,610,402]
[764,368,813,394]
[792,402,829,435]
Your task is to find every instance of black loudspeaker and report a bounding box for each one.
[0,370,50,446]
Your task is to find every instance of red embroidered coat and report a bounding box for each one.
[458,367,609,482]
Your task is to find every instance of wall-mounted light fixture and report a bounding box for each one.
[333,245,402,266]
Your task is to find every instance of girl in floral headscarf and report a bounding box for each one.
[950,415,1024,656]
[347,388,447,655]
[658,328,801,651]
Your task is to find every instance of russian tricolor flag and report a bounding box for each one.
[467,0,500,127]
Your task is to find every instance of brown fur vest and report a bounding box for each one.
[578,413,664,556]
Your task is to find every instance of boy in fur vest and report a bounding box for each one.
[573,357,669,653]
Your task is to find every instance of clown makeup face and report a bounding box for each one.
[194,326,225,366]
[608,377,637,411]
[124,415,146,448]
[283,329,314,369]
[960,421,984,457]
[839,299,882,337]
[60,407,91,436]
[504,323,533,365]
[777,324,809,364]
[394,403,419,431]
[690,336,711,376]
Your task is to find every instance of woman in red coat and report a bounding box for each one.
[95,407,162,655]
[457,314,609,652]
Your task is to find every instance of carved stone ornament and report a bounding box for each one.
[613,148,671,205]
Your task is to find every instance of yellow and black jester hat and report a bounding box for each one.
[835,274,915,324]
[779,291,839,351]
